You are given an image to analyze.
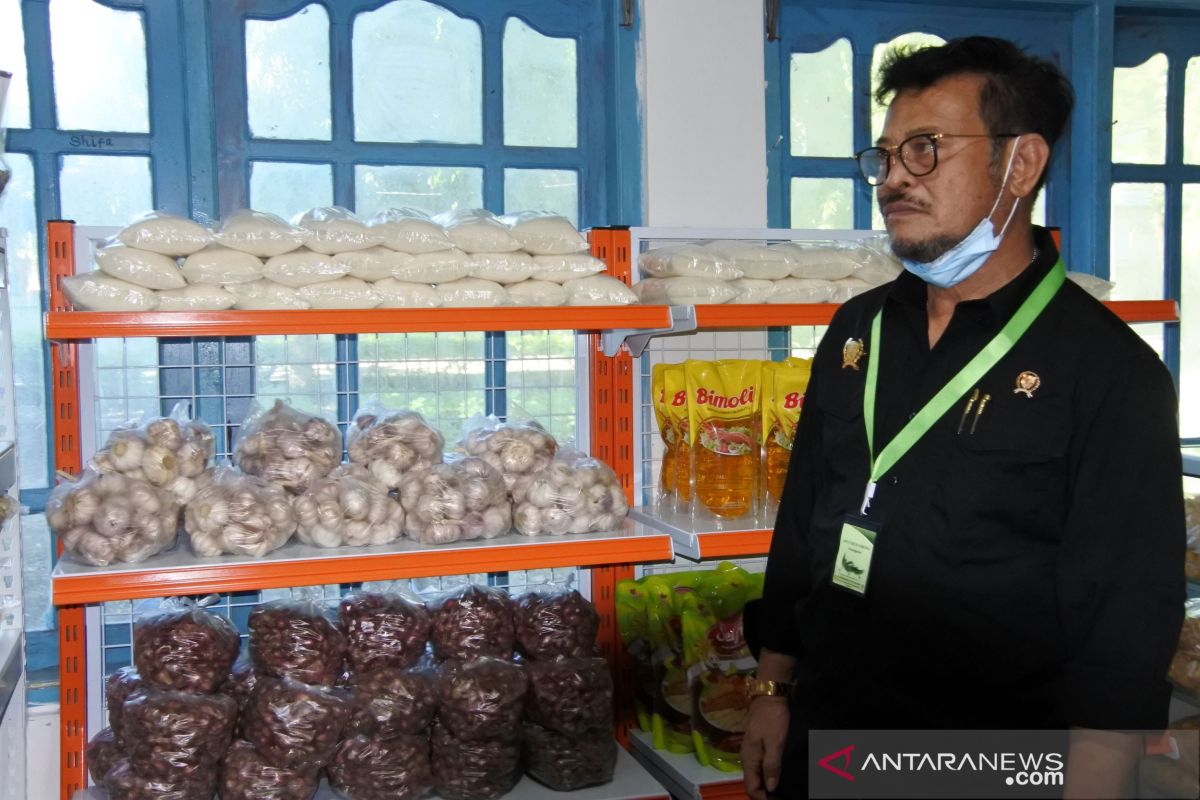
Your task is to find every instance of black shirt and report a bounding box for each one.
[761,227,1185,731]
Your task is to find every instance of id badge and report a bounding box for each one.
[831,514,880,596]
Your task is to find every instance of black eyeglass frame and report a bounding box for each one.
[853,132,1019,186]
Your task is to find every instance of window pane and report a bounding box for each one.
[355,165,483,219]
[1186,57,1200,165]
[246,4,331,141]
[790,177,853,229]
[1112,53,1167,164]
[790,39,852,158]
[871,32,945,141]
[1110,183,1165,358]
[60,155,152,226]
[50,0,148,132]
[1183,185,1200,437]
[505,330,578,445]
[0,153,47,488]
[250,161,333,222]
[0,0,30,128]
[503,17,577,148]
[353,0,482,144]
[504,169,578,226]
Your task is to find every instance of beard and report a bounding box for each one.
[889,233,963,263]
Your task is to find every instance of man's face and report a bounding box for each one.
[877,73,1005,263]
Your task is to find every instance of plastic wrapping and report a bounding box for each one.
[373,278,441,308]
[458,415,557,495]
[703,241,795,280]
[436,278,508,308]
[63,272,160,312]
[224,657,259,733]
[847,235,903,285]
[762,359,812,507]
[522,721,617,791]
[429,585,515,662]
[466,252,537,285]
[184,467,298,557]
[633,277,737,305]
[639,244,742,281]
[728,278,777,304]
[774,241,862,280]
[95,242,187,290]
[829,276,873,302]
[297,276,383,309]
[339,592,431,673]
[249,600,347,686]
[215,210,311,258]
[334,245,401,282]
[530,253,606,283]
[514,589,599,660]
[225,279,310,310]
[501,212,589,256]
[122,688,237,784]
[397,457,512,545]
[562,274,638,305]
[156,284,238,311]
[615,579,654,731]
[104,757,218,800]
[106,666,144,747]
[393,249,471,284]
[87,728,123,788]
[262,249,351,287]
[88,406,216,502]
[437,209,521,254]
[506,280,568,307]
[369,208,454,254]
[438,657,528,741]
[293,472,405,548]
[329,734,433,800]
[294,206,382,254]
[220,739,321,800]
[525,657,613,735]
[242,675,351,770]
[685,359,763,519]
[511,455,628,537]
[233,399,342,493]
[117,211,213,257]
[132,600,240,694]
[179,246,264,286]
[1067,271,1115,300]
[646,574,700,753]
[431,721,522,800]
[347,407,445,489]
[345,664,439,738]
[47,470,179,566]
[767,277,838,304]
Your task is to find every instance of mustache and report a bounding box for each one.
[878,192,930,213]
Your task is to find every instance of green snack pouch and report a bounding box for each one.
[617,577,654,731]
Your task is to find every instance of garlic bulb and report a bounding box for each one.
[46,469,180,566]
[183,466,297,557]
[346,408,444,490]
[293,472,404,549]
[89,409,216,505]
[397,456,511,545]
[458,416,558,495]
[233,399,342,493]
[512,456,628,537]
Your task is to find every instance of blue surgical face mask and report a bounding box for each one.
[900,135,1023,289]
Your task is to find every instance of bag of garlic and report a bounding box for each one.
[184,467,298,557]
[346,405,445,489]
[511,451,629,536]
[397,455,512,545]
[89,402,217,506]
[293,471,405,548]
[47,469,180,566]
[457,415,558,495]
[233,399,342,493]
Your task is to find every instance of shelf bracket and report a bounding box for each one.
[600,305,697,358]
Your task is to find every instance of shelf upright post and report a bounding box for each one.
[47,220,88,798]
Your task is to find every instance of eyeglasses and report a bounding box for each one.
[854,132,1018,186]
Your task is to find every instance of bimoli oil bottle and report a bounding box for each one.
[685,359,762,520]
[762,358,812,509]
[663,364,691,508]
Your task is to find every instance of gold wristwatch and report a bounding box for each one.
[747,678,793,699]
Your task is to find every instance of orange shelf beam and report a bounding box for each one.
[695,303,839,327]
[694,529,773,559]
[1102,299,1180,323]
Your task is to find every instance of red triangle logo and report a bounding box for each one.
[818,744,856,782]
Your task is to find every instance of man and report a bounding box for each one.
[743,36,1185,799]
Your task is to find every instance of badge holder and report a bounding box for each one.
[831,513,882,596]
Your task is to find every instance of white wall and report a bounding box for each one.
[641,0,768,227]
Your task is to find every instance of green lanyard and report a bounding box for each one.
[860,258,1067,514]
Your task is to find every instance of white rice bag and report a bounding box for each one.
[506,280,569,307]
[436,209,521,254]
[705,241,795,280]
[775,242,861,280]
[215,209,310,257]
[117,211,212,256]
[225,280,310,310]
[501,212,588,255]
[437,278,509,307]
[368,208,453,254]
[639,244,742,281]
[334,246,400,282]
[1067,271,1114,300]
[563,275,638,306]
[155,284,238,311]
[829,277,874,303]
[63,272,160,312]
[467,252,538,285]
[729,278,777,304]
[94,243,186,289]
[769,278,838,304]
[851,234,905,286]
[530,254,606,284]
[262,249,349,287]
[181,246,264,285]
[297,277,382,309]
[633,277,736,305]
[373,279,441,308]
[392,249,471,284]
[294,206,382,254]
